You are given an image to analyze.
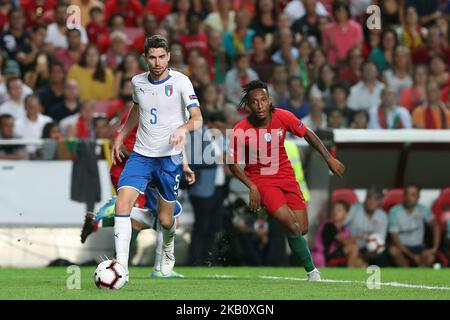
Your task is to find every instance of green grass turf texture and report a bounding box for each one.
[1,267,450,300]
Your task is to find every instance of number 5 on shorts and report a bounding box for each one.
[174,174,180,191]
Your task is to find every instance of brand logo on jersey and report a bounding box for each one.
[139,88,145,94]
[165,84,173,97]
[264,132,272,142]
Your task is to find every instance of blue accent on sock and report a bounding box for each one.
[114,214,130,218]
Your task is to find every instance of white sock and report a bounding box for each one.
[114,214,132,272]
[154,222,163,272]
[161,218,176,250]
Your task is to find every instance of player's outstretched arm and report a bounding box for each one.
[112,103,139,165]
[304,128,345,177]
[227,163,261,213]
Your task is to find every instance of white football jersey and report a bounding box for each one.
[131,69,200,157]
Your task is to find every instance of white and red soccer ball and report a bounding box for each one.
[94,260,127,290]
[365,233,385,254]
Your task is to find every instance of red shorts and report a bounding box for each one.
[254,177,307,214]
[110,163,146,209]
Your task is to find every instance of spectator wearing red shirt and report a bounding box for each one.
[21,0,56,28]
[97,14,127,54]
[177,12,210,62]
[86,7,109,46]
[53,29,85,72]
[339,47,363,86]
[145,0,173,24]
[250,33,274,83]
[322,1,363,66]
[133,14,159,55]
[399,64,428,112]
[412,25,450,66]
[0,0,12,31]
[104,0,144,28]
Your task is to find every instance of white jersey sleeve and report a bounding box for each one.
[180,76,200,110]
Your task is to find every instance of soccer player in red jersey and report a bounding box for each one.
[228,80,345,281]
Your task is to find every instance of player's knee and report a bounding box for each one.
[158,215,173,229]
[115,198,134,215]
[300,225,308,235]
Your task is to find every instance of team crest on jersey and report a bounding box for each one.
[278,128,284,137]
[165,84,173,97]
[264,132,272,142]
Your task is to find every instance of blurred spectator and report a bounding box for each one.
[268,63,288,105]
[14,94,52,156]
[0,114,26,160]
[36,61,66,117]
[412,25,450,66]
[368,86,412,129]
[344,186,389,266]
[388,184,441,267]
[322,1,362,66]
[67,44,115,101]
[250,0,278,50]
[97,14,126,54]
[145,0,173,24]
[338,47,363,86]
[93,115,110,139]
[362,26,382,60]
[169,42,186,73]
[23,52,51,91]
[15,25,47,76]
[399,64,428,112]
[436,15,449,48]
[86,7,109,46]
[72,0,104,27]
[48,79,81,122]
[53,29,85,72]
[190,55,212,103]
[0,76,26,120]
[204,0,236,34]
[132,14,159,55]
[348,61,385,111]
[400,5,426,51]
[178,12,210,62]
[310,63,335,105]
[42,121,62,140]
[382,46,413,101]
[429,55,450,87]
[327,108,345,129]
[283,0,328,23]
[318,200,367,267]
[278,75,309,119]
[308,47,326,82]
[0,0,12,31]
[114,52,142,99]
[379,0,403,29]
[61,100,96,139]
[301,90,326,131]
[106,77,133,134]
[349,109,369,129]
[102,31,129,70]
[224,53,259,107]
[295,39,312,88]
[45,2,89,53]
[271,28,298,70]
[104,0,143,28]
[405,0,441,27]
[162,0,191,42]
[187,111,227,266]
[0,8,30,60]
[412,82,450,129]
[291,0,327,48]
[223,9,255,61]
[327,80,354,126]
[250,33,274,83]
[0,60,33,105]
[201,83,224,114]
[370,27,398,73]
[207,30,227,85]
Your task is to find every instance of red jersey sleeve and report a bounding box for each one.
[279,109,308,137]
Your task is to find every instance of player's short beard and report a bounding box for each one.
[150,64,168,78]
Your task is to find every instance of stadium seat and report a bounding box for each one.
[331,188,358,206]
[431,187,450,229]
[382,188,404,212]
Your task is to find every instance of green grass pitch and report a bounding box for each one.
[1,267,450,300]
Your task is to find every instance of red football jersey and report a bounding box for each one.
[229,108,308,181]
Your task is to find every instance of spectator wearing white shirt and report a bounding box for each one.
[0,60,33,105]
[0,76,26,120]
[348,61,385,111]
[368,86,412,129]
[14,94,52,156]
[283,0,328,23]
[301,90,327,131]
[45,2,89,52]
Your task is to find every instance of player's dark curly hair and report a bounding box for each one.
[238,80,274,111]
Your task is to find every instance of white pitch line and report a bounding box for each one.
[207,274,450,291]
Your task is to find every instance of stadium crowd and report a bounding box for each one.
[0,0,449,267]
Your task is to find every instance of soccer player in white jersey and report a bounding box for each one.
[111,35,202,279]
